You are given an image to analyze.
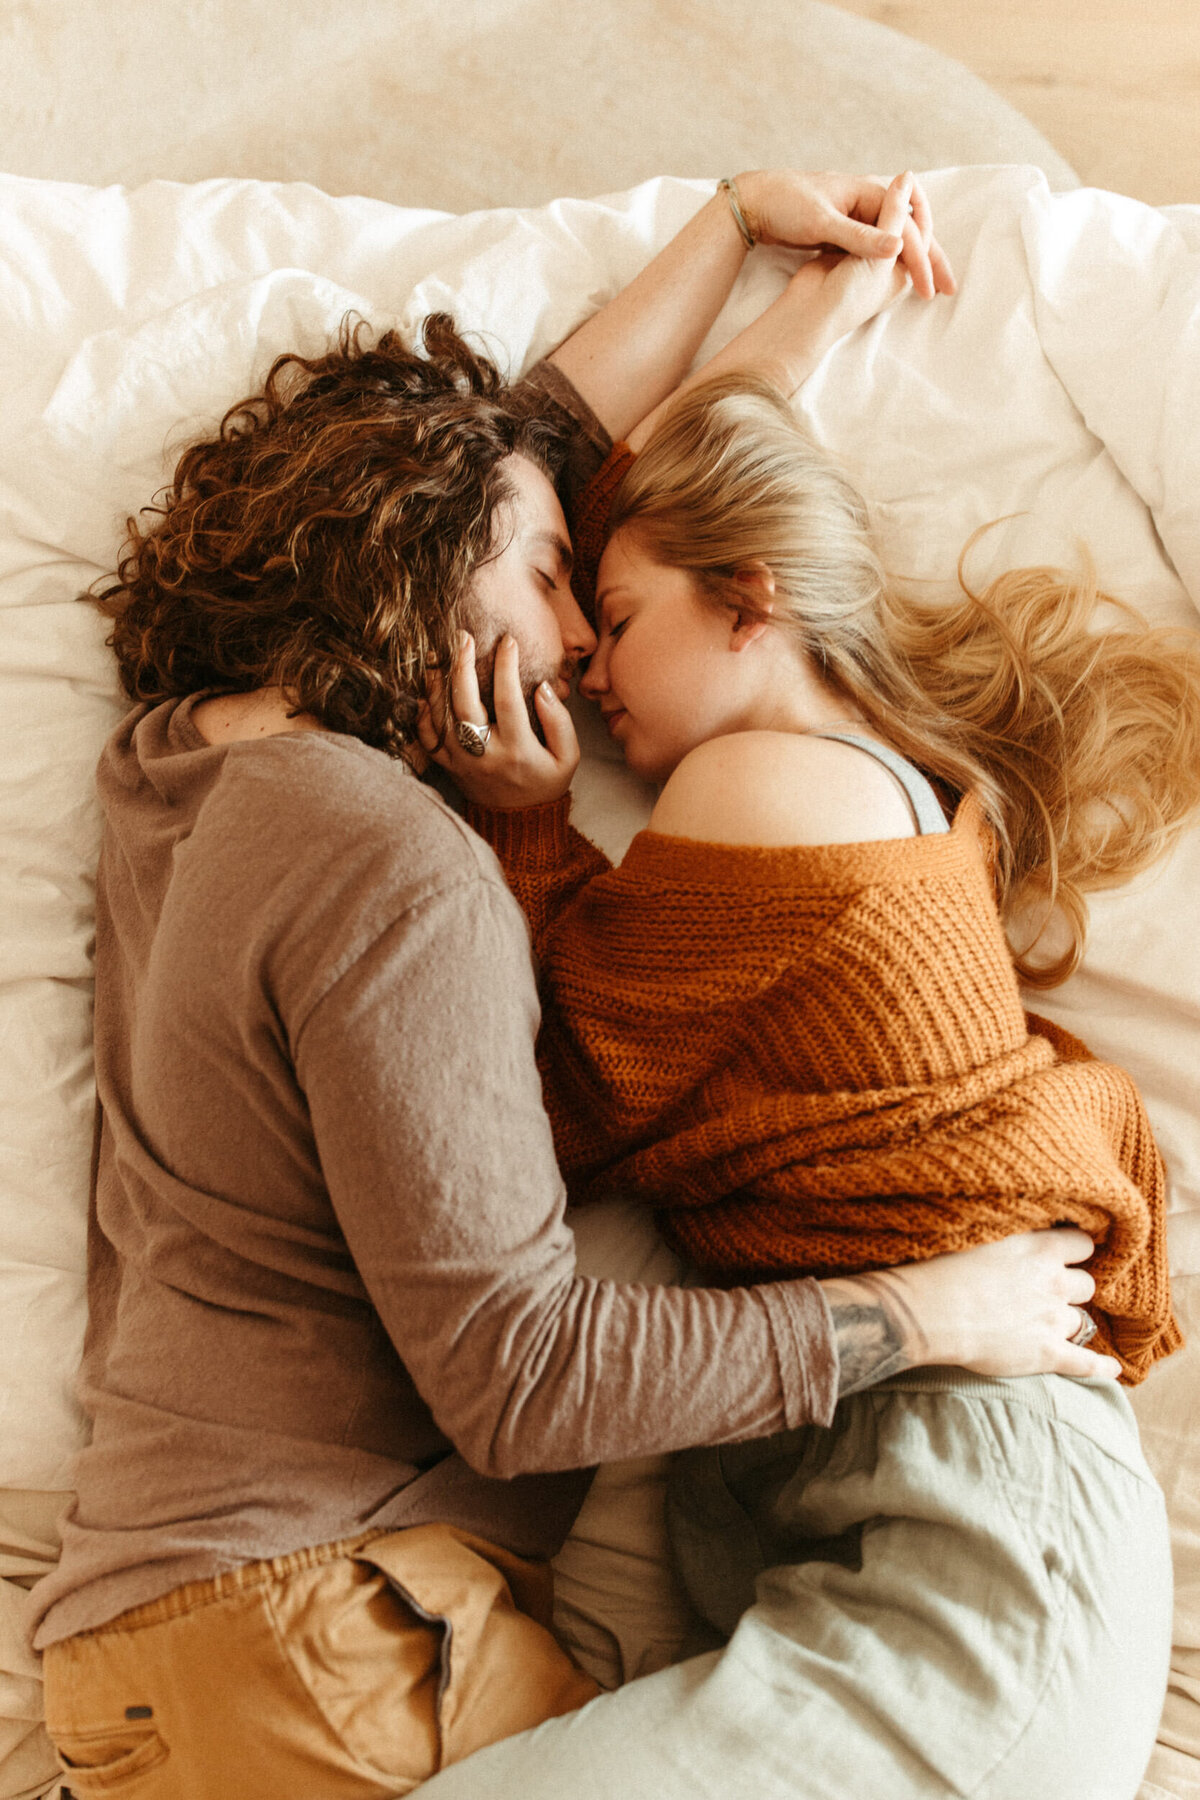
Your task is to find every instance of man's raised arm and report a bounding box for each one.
[548,168,955,442]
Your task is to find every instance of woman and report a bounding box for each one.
[421,174,1200,1797]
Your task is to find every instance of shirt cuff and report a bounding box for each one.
[758,1278,840,1431]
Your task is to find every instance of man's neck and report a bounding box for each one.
[191,688,323,746]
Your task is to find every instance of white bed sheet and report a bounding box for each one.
[0,165,1197,1798]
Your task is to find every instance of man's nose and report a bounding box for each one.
[555,591,598,661]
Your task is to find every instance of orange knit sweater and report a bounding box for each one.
[469,791,1180,1384]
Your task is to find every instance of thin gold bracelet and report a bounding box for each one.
[718,176,756,250]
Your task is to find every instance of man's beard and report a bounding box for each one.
[465,617,572,735]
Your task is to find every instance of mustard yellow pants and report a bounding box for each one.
[41,1523,599,1799]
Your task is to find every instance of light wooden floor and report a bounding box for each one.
[832,0,1200,205]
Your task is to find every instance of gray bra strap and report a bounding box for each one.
[810,731,950,835]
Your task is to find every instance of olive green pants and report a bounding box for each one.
[423,1373,1172,1800]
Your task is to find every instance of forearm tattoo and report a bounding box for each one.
[828,1270,924,1399]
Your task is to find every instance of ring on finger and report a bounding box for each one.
[455,719,491,758]
[1069,1306,1098,1347]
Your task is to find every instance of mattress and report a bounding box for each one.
[0,164,1196,1798]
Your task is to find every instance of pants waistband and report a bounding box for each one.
[870,1369,1147,1477]
[84,1528,392,1637]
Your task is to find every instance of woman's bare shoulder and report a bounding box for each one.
[648,729,919,847]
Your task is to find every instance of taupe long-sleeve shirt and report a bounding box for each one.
[33,697,838,1648]
[33,367,838,1650]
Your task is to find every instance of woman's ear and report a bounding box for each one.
[728,561,776,650]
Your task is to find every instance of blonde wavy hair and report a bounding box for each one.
[607,372,1200,986]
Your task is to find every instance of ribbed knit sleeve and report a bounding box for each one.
[568,441,637,619]
[465,796,611,965]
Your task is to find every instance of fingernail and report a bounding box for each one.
[501,633,515,649]
[538,680,557,702]
[457,629,472,651]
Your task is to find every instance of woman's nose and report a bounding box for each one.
[556,591,598,662]
[578,642,608,697]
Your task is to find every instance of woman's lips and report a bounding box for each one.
[602,708,627,735]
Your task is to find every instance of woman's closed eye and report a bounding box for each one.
[603,615,629,641]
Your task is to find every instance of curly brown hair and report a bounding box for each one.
[93,314,572,754]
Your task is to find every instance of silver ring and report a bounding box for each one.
[1069,1307,1098,1347]
[455,719,491,758]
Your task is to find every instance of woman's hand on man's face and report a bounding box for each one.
[417,630,580,811]
[735,168,956,300]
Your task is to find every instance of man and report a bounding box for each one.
[31,173,1101,1798]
